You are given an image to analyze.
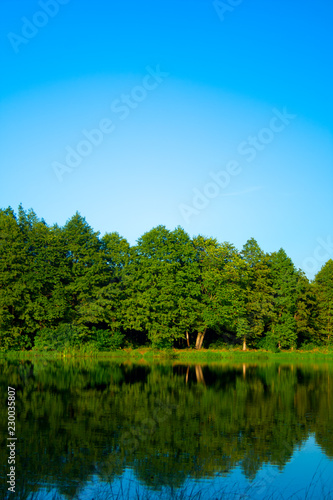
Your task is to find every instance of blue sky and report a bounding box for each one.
[1,0,332,279]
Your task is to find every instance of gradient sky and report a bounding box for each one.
[1,0,332,280]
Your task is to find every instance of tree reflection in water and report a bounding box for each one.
[0,359,332,499]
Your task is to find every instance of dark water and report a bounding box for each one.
[0,359,333,499]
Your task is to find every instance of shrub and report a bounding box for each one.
[256,337,280,353]
[299,341,320,351]
[208,339,229,349]
[33,324,89,351]
[91,328,124,351]
[150,336,174,350]
[0,328,32,352]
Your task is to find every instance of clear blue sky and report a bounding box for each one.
[1,0,332,279]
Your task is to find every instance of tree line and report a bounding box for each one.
[0,205,332,351]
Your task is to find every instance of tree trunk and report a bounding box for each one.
[242,337,247,351]
[198,333,205,350]
[195,330,206,350]
[186,331,190,348]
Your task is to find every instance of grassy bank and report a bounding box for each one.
[2,346,333,362]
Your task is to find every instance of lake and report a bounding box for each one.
[0,359,332,499]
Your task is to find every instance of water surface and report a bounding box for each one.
[0,359,332,499]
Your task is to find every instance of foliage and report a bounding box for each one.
[314,259,333,345]
[0,206,332,352]
[236,317,251,350]
[256,336,281,353]
[91,327,125,351]
[33,324,90,351]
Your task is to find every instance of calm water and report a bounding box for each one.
[0,359,333,500]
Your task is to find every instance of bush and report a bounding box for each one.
[159,347,178,359]
[91,328,124,351]
[0,328,32,352]
[208,340,230,349]
[34,325,125,352]
[299,341,321,351]
[33,324,90,351]
[256,337,280,353]
[150,336,174,350]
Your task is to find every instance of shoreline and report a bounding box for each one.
[2,347,333,363]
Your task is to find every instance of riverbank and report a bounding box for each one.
[2,347,333,362]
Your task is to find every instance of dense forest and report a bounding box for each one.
[0,205,332,352]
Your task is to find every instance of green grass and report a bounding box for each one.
[174,347,333,362]
[2,346,333,363]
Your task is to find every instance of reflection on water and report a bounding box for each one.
[0,359,332,499]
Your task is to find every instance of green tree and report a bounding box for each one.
[295,272,320,347]
[236,317,251,350]
[61,212,109,337]
[0,206,69,349]
[17,207,70,334]
[122,226,201,348]
[241,238,274,349]
[98,232,132,335]
[268,249,299,349]
[0,207,30,349]
[0,204,329,351]
[193,237,246,349]
[314,259,333,345]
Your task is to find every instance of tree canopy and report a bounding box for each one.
[0,206,331,351]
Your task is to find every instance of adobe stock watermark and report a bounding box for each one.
[179,107,296,223]
[7,0,71,54]
[7,387,17,494]
[302,237,333,275]
[52,65,169,182]
[213,0,244,22]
